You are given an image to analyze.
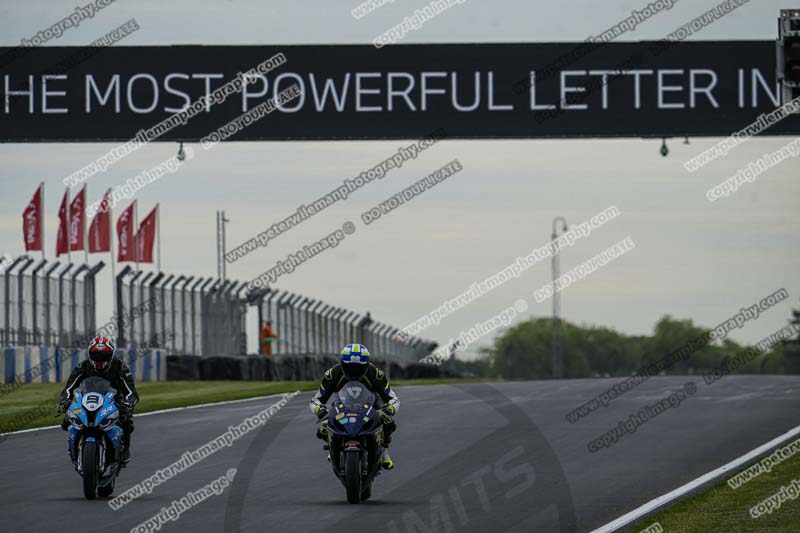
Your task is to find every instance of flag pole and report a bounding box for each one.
[134,200,139,273]
[156,203,161,272]
[109,190,117,323]
[65,186,71,264]
[40,182,45,261]
[83,185,88,265]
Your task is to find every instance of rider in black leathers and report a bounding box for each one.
[310,343,399,469]
[58,336,138,463]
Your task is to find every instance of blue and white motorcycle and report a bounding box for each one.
[64,376,125,499]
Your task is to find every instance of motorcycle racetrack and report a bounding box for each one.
[1,377,798,533]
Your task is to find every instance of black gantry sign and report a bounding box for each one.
[1,41,797,142]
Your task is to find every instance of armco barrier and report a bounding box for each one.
[166,354,457,382]
[1,345,167,386]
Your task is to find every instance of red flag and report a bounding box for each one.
[22,184,43,251]
[136,206,157,263]
[55,189,69,256]
[88,189,111,253]
[69,186,85,251]
[117,201,137,262]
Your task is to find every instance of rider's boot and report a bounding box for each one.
[381,447,394,470]
[318,424,330,461]
[121,434,131,465]
[67,426,79,467]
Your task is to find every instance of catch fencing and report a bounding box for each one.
[116,266,248,356]
[1,255,437,364]
[249,288,437,363]
[0,255,103,348]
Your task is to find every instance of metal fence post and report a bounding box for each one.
[317,305,328,353]
[188,277,204,354]
[299,297,312,353]
[85,261,105,339]
[42,261,60,347]
[309,301,324,353]
[388,327,401,359]
[148,273,164,346]
[17,257,35,344]
[138,272,154,346]
[323,306,335,353]
[170,275,186,353]
[348,312,360,345]
[287,294,301,353]
[127,270,143,349]
[326,308,338,352]
[332,309,346,350]
[115,266,131,346]
[222,281,238,353]
[235,283,248,354]
[198,278,214,355]
[341,311,355,346]
[272,292,285,354]
[2,256,25,344]
[181,276,195,353]
[158,274,174,347]
[70,264,88,346]
[57,264,74,347]
[30,259,47,345]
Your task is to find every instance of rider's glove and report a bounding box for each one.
[315,405,329,420]
[379,405,395,423]
[57,401,68,414]
[119,400,134,414]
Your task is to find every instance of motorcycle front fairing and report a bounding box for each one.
[327,383,382,438]
[66,378,124,473]
[325,382,384,480]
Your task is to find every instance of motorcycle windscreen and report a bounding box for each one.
[79,376,114,395]
[334,382,375,412]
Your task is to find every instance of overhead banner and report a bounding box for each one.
[1,41,798,142]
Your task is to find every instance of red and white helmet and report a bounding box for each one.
[88,336,116,371]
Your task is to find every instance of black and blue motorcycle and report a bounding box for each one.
[323,381,384,504]
[64,376,125,499]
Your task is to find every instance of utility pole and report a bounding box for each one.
[551,216,568,379]
[216,211,229,281]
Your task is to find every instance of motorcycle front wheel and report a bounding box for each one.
[344,452,362,504]
[82,441,99,500]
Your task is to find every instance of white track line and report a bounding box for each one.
[0,391,299,439]
[591,423,800,533]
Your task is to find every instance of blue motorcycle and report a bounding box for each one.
[323,381,384,504]
[64,376,125,499]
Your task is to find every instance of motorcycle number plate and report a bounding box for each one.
[82,392,104,411]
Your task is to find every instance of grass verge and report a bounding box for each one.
[0,378,487,434]
[625,439,800,532]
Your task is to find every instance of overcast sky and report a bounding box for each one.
[1,0,798,357]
